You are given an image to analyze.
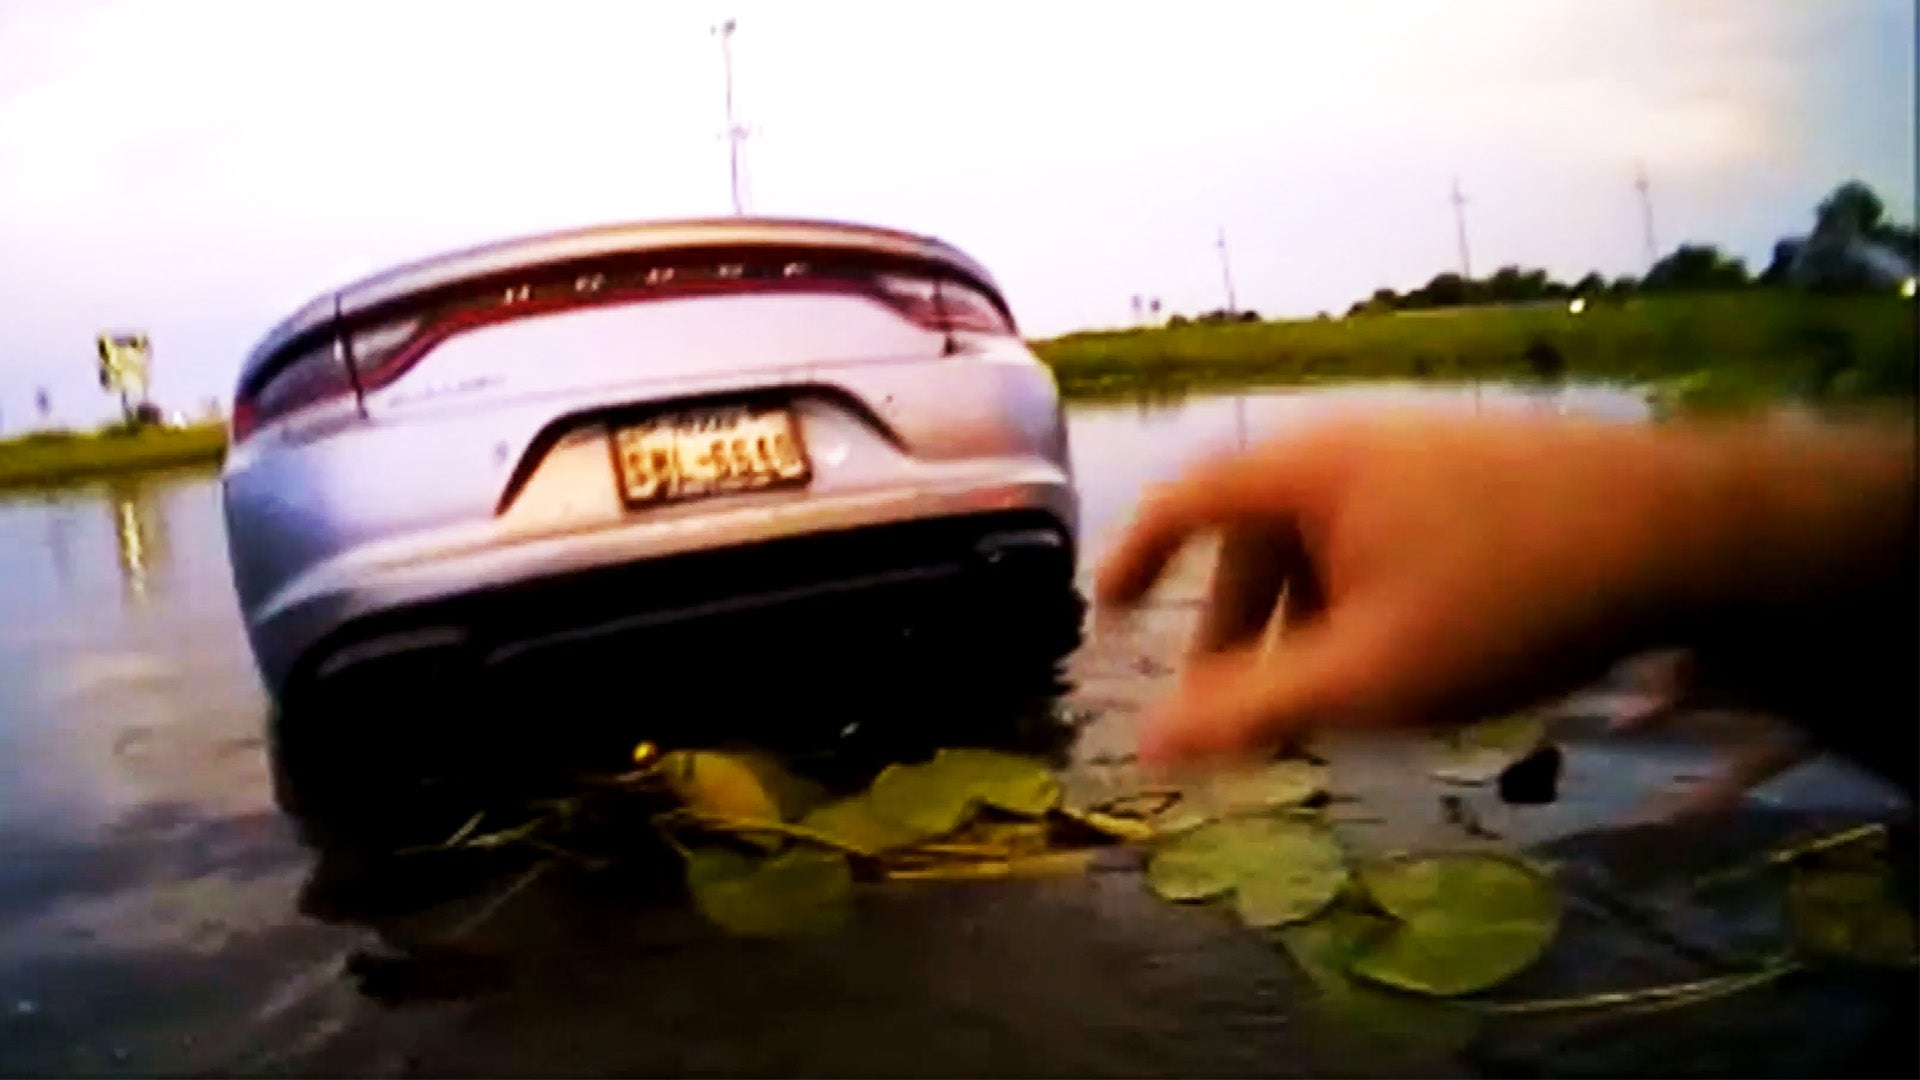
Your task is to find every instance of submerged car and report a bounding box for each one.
[222,218,1082,814]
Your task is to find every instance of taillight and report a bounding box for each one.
[873,274,1014,336]
[231,337,354,443]
[346,315,428,391]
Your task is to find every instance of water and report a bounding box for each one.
[0,384,1905,1077]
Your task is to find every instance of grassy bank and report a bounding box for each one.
[1034,293,1917,412]
[0,423,227,491]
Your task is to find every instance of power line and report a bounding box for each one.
[1633,161,1659,269]
[712,18,749,215]
[1216,227,1238,314]
[1450,177,1472,279]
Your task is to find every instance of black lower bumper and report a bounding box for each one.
[292,510,1080,699]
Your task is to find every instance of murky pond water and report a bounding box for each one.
[0,385,1907,1077]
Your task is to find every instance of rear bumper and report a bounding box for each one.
[250,470,1076,700]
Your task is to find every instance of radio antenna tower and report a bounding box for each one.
[713,18,749,215]
[1216,228,1239,314]
[1450,177,1473,279]
[1634,161,1659,268]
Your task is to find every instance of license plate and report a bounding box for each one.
[612,405,810,505]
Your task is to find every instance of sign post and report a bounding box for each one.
[96,331,152,425]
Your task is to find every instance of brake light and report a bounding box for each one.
[873,274,1014,335]
[346,315,428,392]
[231,336,354,443]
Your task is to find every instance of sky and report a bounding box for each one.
[0,0,1914,427]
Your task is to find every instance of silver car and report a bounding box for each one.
[222,218,1081,817]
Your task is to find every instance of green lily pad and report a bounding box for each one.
[660,750,783,823]
[731,749,830,822]
[932,748,1063,815]
[1207,759,1329,813]
[798,796,933,854]
[1431,714,1545,786]
[1348,852,1561,997]
[1147,816,1348,919]
[1146,822,1245,901]
[684,846,853,937]
[1232,824,1350,927]
[1787,865,1918,968]
[867,749,1061,837]
[1276,908,1483,1066]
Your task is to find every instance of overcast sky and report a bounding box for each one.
[0,0,1913,426]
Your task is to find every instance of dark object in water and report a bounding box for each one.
[1499,742,1564,805]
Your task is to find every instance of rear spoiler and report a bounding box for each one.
[243,218,1004,386]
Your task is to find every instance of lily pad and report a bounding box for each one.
[1348,852,1561,997]
[732,750,830,822]
[1431,714,1546,786]
[659,750,783,823]
[1787,865,1918,968]
[1232,825,1350,927]
[798,796,931,855]
[684,846,852,937]
[1146,822,1246,901]
[867,749,1060,837]
[1147,817,1348,916]
[1276,909,1483,1066]
[932,748,1063,815]
[1207,759,1330,813]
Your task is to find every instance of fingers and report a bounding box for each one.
[1095,443,1322,613]
[1190,520,1296,657]
[1138,605,1391,764]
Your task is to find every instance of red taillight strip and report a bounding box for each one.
[348,274,993,392]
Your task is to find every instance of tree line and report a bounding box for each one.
[1345,181,1917,318]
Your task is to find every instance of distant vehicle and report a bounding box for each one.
[222,218,1082,814]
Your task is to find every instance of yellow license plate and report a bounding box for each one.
[612,405,810,505]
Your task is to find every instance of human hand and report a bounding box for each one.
[1095,412,1749,765]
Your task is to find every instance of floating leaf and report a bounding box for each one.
[867,749,1060,837]
[885,850,1095,881]
[1232,824,1350,927]
[659,750,783,823]
[1276,908,1483,1065]
[1787,865,1918,968]
[684,846,852,937]
[1061,808,1158,843]
[798,796,930,855]
[932,748,1062,815]
[1431,714,1546,786]
[1207,759,1330,813]
[1146,816,1345,912]
[1347,852,1561,997]
[1146,822,1246,901]
[731,749,830,822]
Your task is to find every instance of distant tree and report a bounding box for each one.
[1759,239,1803,286]
[1643,244,1749,291]
[1168,313,1190,327]
[1607,275,1638,298]
[1572,272,1606,296]
[1238,309,1260,323]
[1370,288,1400,310]
[1816,181,1885,239]
[1408,272,1469,309]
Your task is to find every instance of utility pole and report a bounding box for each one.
[1450,177,1473,279]
[1633,161,1658,268]
[713,18,748,215]
[1216,228,1238,314]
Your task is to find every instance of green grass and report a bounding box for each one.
[0,422,227,490]
[1033,292,1918,411]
